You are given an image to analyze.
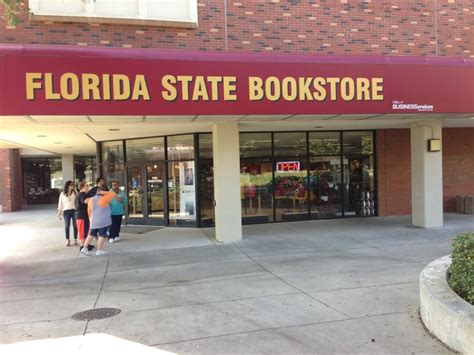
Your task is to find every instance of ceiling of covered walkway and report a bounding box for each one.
[0,113,473,156]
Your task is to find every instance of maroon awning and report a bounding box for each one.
[1,44,473,116]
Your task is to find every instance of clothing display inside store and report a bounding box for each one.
[309,157,343,218]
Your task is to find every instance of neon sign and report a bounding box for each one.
[276,161,300,172]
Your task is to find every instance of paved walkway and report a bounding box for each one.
[1,205,473,354]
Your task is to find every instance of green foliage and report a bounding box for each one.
[1,0,23,26]
[448,232,474,305]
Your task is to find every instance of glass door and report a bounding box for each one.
[309,157,343,219]
[168,161,197,226]
[146,164,166,225]
[127,165,145,223]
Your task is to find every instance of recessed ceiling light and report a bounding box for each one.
[314,126,324,129]
[54,142,62,144]
[109,128,120,131]
[37,135,47,137]
[66,146,73,149]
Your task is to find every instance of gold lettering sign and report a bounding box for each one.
[25,73,384,102]
[26,73,151,101]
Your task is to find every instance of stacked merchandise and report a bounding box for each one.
[357,191,375,216]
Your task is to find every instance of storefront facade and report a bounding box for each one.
[0,1,473,241]
[98,130,376,227]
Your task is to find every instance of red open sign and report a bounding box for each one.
[276,161,300,172]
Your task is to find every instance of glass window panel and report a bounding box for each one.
[127,165,143,218]
[167,135,195,160]
[342,155,375,216]
[199,161,214,226]
[240,133,272,158]
[74,156,96,186]
[101,141,124,164]
[274,132,307,157]
[126,137,165,162]
[49,158,63,190]
[198,133,213,159]
[309,156,342,218]
[240,159,274,224]
[309,132,341,155]
[23,158,61,204]
[168,160,196,226]
[343,131,373,155]
[103,164,125,190]
[274,159,308,221]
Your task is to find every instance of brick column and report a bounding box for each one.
[0,149,23,212]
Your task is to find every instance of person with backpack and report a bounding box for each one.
[80,188,116,256]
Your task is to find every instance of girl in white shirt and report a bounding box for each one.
[57,180,78,246]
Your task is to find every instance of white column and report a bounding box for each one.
[212,122,242,242]
[410,120,443,227]
[61,154,75,184]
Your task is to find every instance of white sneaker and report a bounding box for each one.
[108,238,115,243]
[96,250,108,256]
[114,236,121,242]
[80,247,90,256]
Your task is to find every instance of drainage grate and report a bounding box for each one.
[71,308,121,321]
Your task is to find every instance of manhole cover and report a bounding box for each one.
[71,308,121,321]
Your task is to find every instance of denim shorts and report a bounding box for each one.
[89,227,109,237]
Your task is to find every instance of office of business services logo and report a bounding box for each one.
[392,100,434,112]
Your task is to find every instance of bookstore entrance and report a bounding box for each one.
[126,161,197,226]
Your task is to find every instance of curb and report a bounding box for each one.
[420,255,474,355]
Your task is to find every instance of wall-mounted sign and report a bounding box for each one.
[0,45,473,115]
[427,139,441,152]
[276,161,300,172]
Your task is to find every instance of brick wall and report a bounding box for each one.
[377,127,474,216]
[0,149,23,212]
[442,128,474,212]
[376,129,412,216]
[0,1,472,57]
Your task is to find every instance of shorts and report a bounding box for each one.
[89,227,109,237]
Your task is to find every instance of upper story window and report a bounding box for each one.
[29,0,198,28]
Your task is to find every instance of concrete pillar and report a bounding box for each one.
[212,122,242,242]
[410,120,443,227]
[61,154,74,184]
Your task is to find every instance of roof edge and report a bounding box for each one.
[0,44,473,66]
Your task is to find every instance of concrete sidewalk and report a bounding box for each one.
[1,205,473,354]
